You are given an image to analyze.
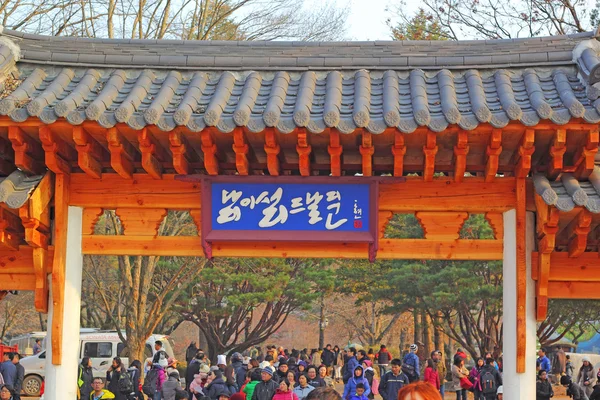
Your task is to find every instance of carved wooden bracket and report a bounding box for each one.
[138,128,168,180]
[169,130,193,175]
[423,132,438,182]
[0,207,24,250]
[107,128,136,179]
[115,208,167,236]
[8,126,45,175]
[359,130,374,177]
[574,128,599,179]
[485,129,502,182]
[82,208,103,235]
[201,129,219,175]
[378,211,393,239]
[566,209,592,258]
[392,132,406,177]
[547,129,566,179]
[73,126,105,179]
[415,211,469,240]
[514,129,535,178]
[232,128,250,175]
[264,128,281,176]
[296,128,312,176]
[453,131,469,183]
[484,212,504,240]
[39,126,76,175]
[328,129,342,177]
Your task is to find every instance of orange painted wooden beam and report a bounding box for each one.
[116,208,167,236]
[532,252,600,282]
[169,130,191,175]
[415,211,469,240]
[359,130,374,177]
[391,132,406,177]
[296,128,312,176]
[453,131,469,183]
[0,274,37,291]
[212,241,369,259]
[0,207,24,251]
[514,129,535,178]
[423,132,438,182]
[39,126,76,175]
[106,128,136,179]
[484,129,502,182]
[515,177,526,373]
[7,126,45,175]
[378,238,503,260]
[546,281,600,299]
[138,128,167,180]
[72,126,105,179]
[232,128,250,175]
[82,208,103,235]
[566,209,592,258]
[264,128,281,176]
[573,128,599,179]
[328,130,342,177]
[484,213,504,240]
[200,129,219,175]
[82,235,204,256]
[547,129,566,180]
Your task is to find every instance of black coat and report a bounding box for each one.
[536,379,554,400]
[251,379,279,400]
[186,360,202,391]
[206,377,230,400]
[79,365,94,400]
[106,369,127,400]
[321,350,335,367]
[14,362,24,393]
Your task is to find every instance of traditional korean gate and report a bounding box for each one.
[0,27,599,399]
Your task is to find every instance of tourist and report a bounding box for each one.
[217,355,228,372]
[469,358,484,400]
[334,346,344,383]
[128,360,143,400]
[342,366,371,400]
[478,358,502,400]
[186,343,199,364]
[451,357,469,400]
[311,350,321,368]
[224,365,239,394]
[272,380,298,400]
[106,357,126,400]
[305,387,342,400]
[153,341,167,364]
[79,357,94,400]
[566,355,574,378]
[90,377,116,400]
[536,370,554,400]
[162,370,186,400]
[577,356,596,397]
[143,356,167,400]
[356,350,368,366]
[349,382,368,400]
[319,365,334,388]
[232,353,247,389]
[496,386,503,400]
[306,366,326,388]
[562,375,589,400]
[322,345,335,377]
[186,352,204,394]
[343,348,359,384]
[360,361,374,399]
[32,339,42,355]
[286,371,297,388]
[378,359,409,400]
[251,368,278,400]
[537,349,551,374]
[397,382,443,400]
[453,349,468,364]
[423,359,440,391]
[205,370,230,400]
[402,345,420,383]
[276,362,289,383]
[432,351,446,397]
[0,384,14,400]
[293,375,315,400]
[0,353,15,387]
[296,361,308,381]
[553,346,567,378]
[243,369,263,400]
[375,345,392,377]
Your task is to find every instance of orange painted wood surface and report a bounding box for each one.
[532,252,600,282]
[39,126,74,174]
[378,238,503,260]
[566,209,592,258]
[453,131,469,183]
[232,128,250,176]
[547,129,566,179]
[106,128,135,179]
[415,211,469,240]
[116,208,167,236]
[82,236,205,256]
[515,177,526,373]
[73,126,104,179]
[8,126,45,175]
[328,130,342,177]
[514,129,535,178]
[392,132,406,177]
[138,128,165,179]
[0,245,54,275]
[546,282,600,299]
[264,128,281,176]
[212,241,370,259]
[574,128,599,179]
[200,130,219,175]
[169,130,191,175]
[485,129,502,182]
[360,131,374,177]
[423,132,438,182]
[296,128,312,177]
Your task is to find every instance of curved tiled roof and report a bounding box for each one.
[1,29,600,134]
[534,169,600,213]
[0,170,44,209]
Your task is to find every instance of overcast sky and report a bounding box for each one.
[345,0,400,40]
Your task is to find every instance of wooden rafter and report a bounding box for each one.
[232,128,250,175]
[565,209,592,258]
[7,126,45,175]
[0,207,23,250]
[484,129,503,182]
[423,132,438,182]
[264,128,281,176]
[328,129,342,177]
[514,129,535,178]
[453,131,469,182]
[359,130,374,177]
[296,128,311,176]
[532,252,600,282]
[106,128,136,179]
[38,126,76,175]
[138,128,168,179]
[391,132,406,177]
[72,126,105,179]
[169,130,193,175]
[0,137,16,176]
[200,128,219,175]
[573,128,599,179]
[547,129,566,179]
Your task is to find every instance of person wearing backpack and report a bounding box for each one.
[79,357,94,400]
[127,360,143,400]
[107,357,127,400]
[401,345,420,383]
[143,358,168,400]
[479,358,502,400]
[162,370,187,400]
[469,358,485,400]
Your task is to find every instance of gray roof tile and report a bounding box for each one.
[534,171,600,213]
[0,170,44,209]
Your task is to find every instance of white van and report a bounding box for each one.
[20,330,175,397]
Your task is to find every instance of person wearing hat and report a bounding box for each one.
[206,370,230,400]
[251,368,278,400]
[401,345,420,383]
[217,355,228,372]
[231,353,247,389]
[186,352,205,393]
[161,370,186,400]
[577,356,596,397]
[561,375,588,400]
[218,393,231,400]
[496,385,503,400]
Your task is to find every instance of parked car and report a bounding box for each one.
[20,330,174,397]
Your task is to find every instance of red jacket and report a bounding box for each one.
[424,367,440,390]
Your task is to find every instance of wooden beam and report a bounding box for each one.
[453,131,469,183]
[51,173,69,365]
[82,208,103,235]
[379,177,517,213]
[485,212,504,240]
[378,238,503,260]
[328,129,342,177]
[232,128,249,175]
[534,192,559,323]
[574,128,599,179]
[264,128,281,176]
[378,211,393,239]
[138,128,168,180]
[547,129,566,180]
[391,131,406,177]
[485,129,502,182]
[532,252,600,282]
[169,130,192,175]
[82,235,205,256]
[212,241,369,259]
[7,126,45,175]
[359,130,374,177]
[106,128,136,179]
[514,129,535,178]
[0,274,36,291]
[38,126,76,175]
[546,282,600,299]
[32,247,47,313]
[115,208,167,236]
[200,129,219,175]
[566,209,593,258]
[72,126,105,179]
[515,177,526,373]
[0,207,24,250]
[70,173,201,209]
[423,132,438,182]
[19,172,53,249]
[296,128,311,176]
[415,211,469,240]
[0,245,54,275]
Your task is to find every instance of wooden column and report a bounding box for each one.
[515,177,527,372]
[297,128,311,176]
[391,132,406,177]
[453,131,469,183]
[423,132,437,182]
[328,129,342,177]
[360,130,374,177]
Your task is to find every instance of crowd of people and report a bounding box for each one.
[73,342,512,400]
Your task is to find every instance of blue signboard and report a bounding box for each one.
[211,182,370,232]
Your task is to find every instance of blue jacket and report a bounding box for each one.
[344,356,359,383]
[0,360,16,386]
[343,366,371,400]
[402,353,420,378]
[349,395,369,400]
[537,356,551,373]
[378,371,409,400]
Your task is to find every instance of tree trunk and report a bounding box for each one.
[319,294,326,349]
[422,311,432,357]
[434,312,443,351]
[413,308,421,344]
[400,328,407,356]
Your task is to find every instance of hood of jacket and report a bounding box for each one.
[210,377,226,386]
[352,365,364,379]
